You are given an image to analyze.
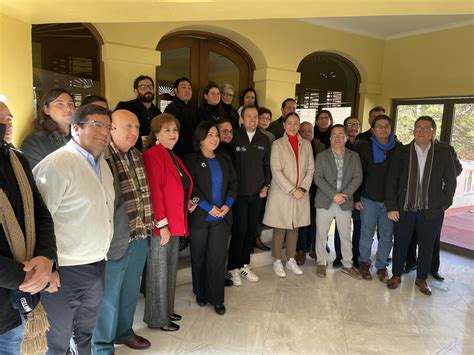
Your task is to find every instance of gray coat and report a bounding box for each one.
[20,130,68,169]
[314,148,362,211]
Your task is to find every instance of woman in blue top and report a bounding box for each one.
[184,121,238,315]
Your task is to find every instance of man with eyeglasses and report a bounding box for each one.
[116,75,161,151]
[33,104,115,353]
[385,116,457,295]
[357,106,386,142]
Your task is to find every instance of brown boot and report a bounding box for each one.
[377,268,388,283]
[359,262,372,280]
[308,249,317,259]
[387,275,401,289]
[295,251,306,266]
[415,278,432,296]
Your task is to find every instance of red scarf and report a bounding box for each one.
[288,134,299,186]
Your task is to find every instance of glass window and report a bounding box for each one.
[394,104,443,144]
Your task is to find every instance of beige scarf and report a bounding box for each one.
[0,150,49,354]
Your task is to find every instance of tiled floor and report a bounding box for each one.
[117,250,473,354]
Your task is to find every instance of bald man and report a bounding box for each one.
[0,102,13,144]
[92,110,153,353]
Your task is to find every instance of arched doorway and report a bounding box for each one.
[31,23,103,109]
[295,52,360,124]
[156,31,255,110]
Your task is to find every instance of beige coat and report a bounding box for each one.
[263,134,315,229]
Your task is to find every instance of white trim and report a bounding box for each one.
[386,19,474,40]
[155,217,168,228]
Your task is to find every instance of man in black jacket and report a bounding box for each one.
[267,98,296,139]
[357,106,385,142]
[115,75,161,151]
[385,116,457,295]
[226,105,271,285]
[164,77,196,159]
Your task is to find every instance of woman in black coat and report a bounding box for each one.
[184,121,238,315]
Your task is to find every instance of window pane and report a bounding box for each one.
[394,104,443,144]
[208,51,239,107]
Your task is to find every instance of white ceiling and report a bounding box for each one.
[301,15,474,40]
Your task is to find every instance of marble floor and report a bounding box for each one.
[117,250,473,354]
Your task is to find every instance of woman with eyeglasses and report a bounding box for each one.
[21,88,75,168]
[142,113,194,331]
[196,83,225,125]
[219,83,239,129]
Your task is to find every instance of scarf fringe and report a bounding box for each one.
[20,302,50,354]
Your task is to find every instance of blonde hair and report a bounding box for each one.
[145,113,180,150]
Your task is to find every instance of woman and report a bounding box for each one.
[220,83,239,128]
[313,110,333,148]
[21,88,75,168]
[237,88,259,123]
[143,113,194,331]
[196,83,224,124]
[263,112,315,277]
[184,121,238,315]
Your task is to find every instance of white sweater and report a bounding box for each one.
[33,144,115,266]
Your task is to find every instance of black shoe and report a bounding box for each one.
[403,265,416,274]
[161,322,179,331]
[169,313,182,321]
[196,296,206,307]
[214,304,226,315]
[431,271,445,281]
[332,259,343,268]
[353,261,360,269]
[224,277,233,287]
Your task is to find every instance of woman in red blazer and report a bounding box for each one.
[143,113,194,331]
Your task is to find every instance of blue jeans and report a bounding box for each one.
[0,322,23,355]
[358,197,393,270]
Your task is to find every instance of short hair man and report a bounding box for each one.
[0,101,13,144]
[386,116,457,295]
[314,110,333,148]
[34,104,115,354]
[314,124,363,279]
[164,77,196,158]
[267,98,296,139]
[216,119,234,159]
[116,75,162,151]
[92,110,153,353]
[81,95,109,108]
[258,107,275,144]
[357,106,385,142]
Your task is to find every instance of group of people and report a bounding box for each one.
[0,73,460,354]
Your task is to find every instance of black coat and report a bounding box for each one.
[164,97,196,159]
[196,104,224,125]
[267,116,284,140]
[184,151,238,226]
[0,147,57,334]
[221,103,240,129]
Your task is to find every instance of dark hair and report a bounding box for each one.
[36,88,74,133]
[241,104,258,118]
[415,116,436,130]
[316,110,334,124]
[193,121,218,152]
[145,113,180,150]
[283,111,300,123]
[240,88,259,108]
[330,124,346,135]
[133,75,154,90]
[371,114,392,128]
[281,98,296,108]
[173,77,191,89]
[80,95,108,107]
[258,107,272,118]
[369,106,385,117]
[216,118,233,127]
[71,104,111,126]
[201,82,220,106]
[343,116,360,126]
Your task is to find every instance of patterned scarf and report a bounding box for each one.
[109,143,153,240]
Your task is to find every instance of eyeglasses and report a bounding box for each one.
[222,92,234,98]
[330,133,346,139]
[414,126,434,133]
[374,124,391,130]
[79,120,113,131]
[137,85,154,91]
[346,123,360,128]
[51,101,75,110]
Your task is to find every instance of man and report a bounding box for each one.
[0,105,58,354]
[226,105,271,285]
[0,101,13,144]
[386,116,457,295]
[164,77,196,158]
[257,107,275,144]
[267,98,296,139]
[116,75,161,150]
[34,104,115,354]
[92,110,153,354]
[81,94,109,108]
[313,110,333,148]
[356,115,400,283]
[314,124,362,279]
[357,106,385,142]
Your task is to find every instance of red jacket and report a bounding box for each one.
[143,143,193,237]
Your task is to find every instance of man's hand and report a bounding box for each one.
[354,201,363,210]
[159,226,171,245]
[44,271,61,293]
[19,256,54,294]
[333,193,347,205]
[259,186,269,198]
[387,211,400,222]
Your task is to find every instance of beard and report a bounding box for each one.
[138,92,155,103]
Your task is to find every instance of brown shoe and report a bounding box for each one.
[295,251,306,266]
[342,266,363,280]
[316,264,326,278]
[387,275,401,289]
[121,335,151,350]
[415,278,432,296]
[359,262,372,280]
[377,268,388,283]
[308,249,317,259]
[254,237,270,251]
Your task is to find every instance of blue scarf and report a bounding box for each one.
[371,134,395,163]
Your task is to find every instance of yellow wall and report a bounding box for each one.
[0,13,33,146]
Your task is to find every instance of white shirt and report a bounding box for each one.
[414,141,431,183]
[246,130,256,142]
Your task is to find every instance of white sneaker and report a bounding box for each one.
[240,265,259,282]
[273,260,287,278]
[286,258,303,275]
[227,269,242,286]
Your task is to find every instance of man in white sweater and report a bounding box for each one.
[33,104,115,355]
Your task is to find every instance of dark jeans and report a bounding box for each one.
[392,210,444,279]
[227,193,263,270]
[334,211,361,264]
[190,220,230,305]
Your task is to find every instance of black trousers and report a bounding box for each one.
[392,210,443,279]
[227,193,263,270]
[334,212,361,264]
[296,191,316,252]
[190,220,231,305]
